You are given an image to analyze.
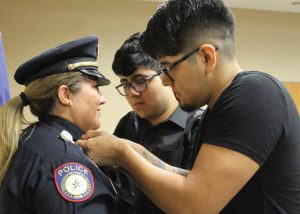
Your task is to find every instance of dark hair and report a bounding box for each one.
[141,0,235,59]
[112,32,159,76]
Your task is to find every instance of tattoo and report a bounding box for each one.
[141,151,190,177]
[142,151,166,169]
[171,167,190,176]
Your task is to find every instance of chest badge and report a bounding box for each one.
[54,162,94,202]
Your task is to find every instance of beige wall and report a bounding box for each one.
[1,0,300,133]
[234,8,300,81]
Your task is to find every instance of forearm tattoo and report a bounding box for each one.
[171,167,190,177]
[141,151,190,177]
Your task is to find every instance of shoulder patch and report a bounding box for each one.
[54,162,94,202]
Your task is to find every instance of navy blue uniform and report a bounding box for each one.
[0,115,133,214]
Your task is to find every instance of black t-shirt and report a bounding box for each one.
[195,71,300,213]
[0,115,134,214]
[109,106,203,214]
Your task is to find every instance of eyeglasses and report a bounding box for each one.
[159,46,218,81]
[115,72,161,96]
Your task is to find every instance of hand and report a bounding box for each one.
[81,130,102,139]
[76,130,124,167]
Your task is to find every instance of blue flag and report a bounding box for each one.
[0,33,10,106]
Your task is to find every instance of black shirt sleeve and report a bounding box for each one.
[203,72,289,165]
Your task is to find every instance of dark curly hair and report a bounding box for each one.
[112,32,159,76]
[141,0,235,59]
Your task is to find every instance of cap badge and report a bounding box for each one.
[54,162,94,202]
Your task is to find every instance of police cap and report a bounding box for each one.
[14,35,110,86]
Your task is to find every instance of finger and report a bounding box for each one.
[76,139,87,149]
[81,130,101,139]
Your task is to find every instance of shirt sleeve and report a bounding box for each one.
[9,144,113,214]
[203,74,288,165]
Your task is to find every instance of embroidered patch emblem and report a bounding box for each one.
[54,162,94,202]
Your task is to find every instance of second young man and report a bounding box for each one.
[108,32,203,214]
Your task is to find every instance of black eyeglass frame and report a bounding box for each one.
[159,45,218,81]
[115,72,162,96]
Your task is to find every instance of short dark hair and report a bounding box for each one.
[112,32,159,76]
[141,0,235,59]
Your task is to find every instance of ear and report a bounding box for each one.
[57,85,72,106]
[199,44,218,72]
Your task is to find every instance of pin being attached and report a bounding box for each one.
[59,130,118,196]
[60,130,75,144]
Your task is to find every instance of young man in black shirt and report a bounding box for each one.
[78,0,300,213]
[106,32,203,214]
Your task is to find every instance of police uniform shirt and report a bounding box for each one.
[0,115,130,214]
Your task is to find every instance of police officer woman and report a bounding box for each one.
[0,35,133,213]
